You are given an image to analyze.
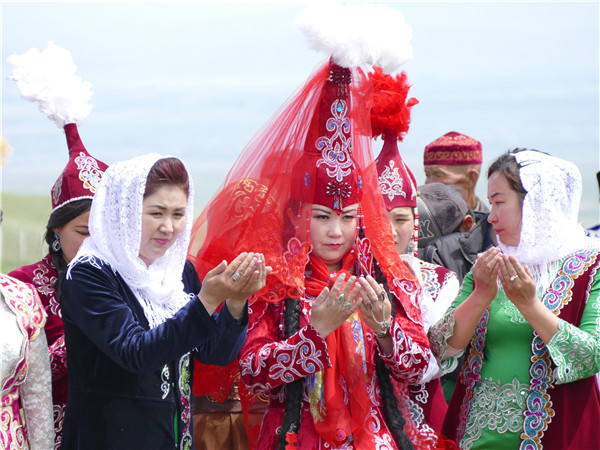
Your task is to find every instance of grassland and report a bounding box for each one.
[1,193,51,273]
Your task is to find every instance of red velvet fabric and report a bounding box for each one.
[51,124,108,211]
[423,131,482,166]
[9,254,67,448]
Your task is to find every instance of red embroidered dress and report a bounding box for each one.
[239,252,437,449]
[9,255,66,449]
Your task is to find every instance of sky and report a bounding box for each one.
[2,1,599,226]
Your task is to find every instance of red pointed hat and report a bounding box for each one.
[369,67,419,210]
[423,131,482,166]
[290,61,362,212]
[51,123,108,212]
[376,137,417,210]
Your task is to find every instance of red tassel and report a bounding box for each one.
[285,431,298,449]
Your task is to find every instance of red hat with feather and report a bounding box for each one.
[370,67,420,253]
[8,41,108,213]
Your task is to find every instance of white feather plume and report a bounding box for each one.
[7,41,93,128]
[296,2,413,73]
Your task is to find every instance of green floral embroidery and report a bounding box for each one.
[547,320,600,384]
[499,290,527,324]
[461,377,529,450]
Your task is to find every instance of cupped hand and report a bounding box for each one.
[199,252,272,314]
[356,275,392,337]
[497,254,537,310]
[310,274,362,338]
[471,247,501,304]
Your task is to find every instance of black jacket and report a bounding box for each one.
[421,212,494,283]
[61,258,247,450]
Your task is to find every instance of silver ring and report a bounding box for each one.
[337,293,346,304]
[232,272,241,282]
[379,291,385,302]
[342,300,353,310]
[509,274,518,281]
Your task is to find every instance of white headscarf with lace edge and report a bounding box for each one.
[496,150,598,290]
[68,153,195,328]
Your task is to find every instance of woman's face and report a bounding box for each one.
[309,203,358,272]
[487,171,523,246]
[53,210,91,264]
[387,206,415,255]
[139,184,188,266]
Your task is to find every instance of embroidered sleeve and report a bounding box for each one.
[547,270,600,384]
[239,304,329,394]
[428,310,464,361]
[378,315,437,384]
[428,272,474,364]
[547,319,600,384]
[21,330,55,450]
[49,334,68,380]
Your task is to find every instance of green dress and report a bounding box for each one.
[430,251,600,449]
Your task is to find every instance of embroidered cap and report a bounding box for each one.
[51,123,108,212]
[7,41,108,212]
[291,62,362,212]
[423,131,482,166]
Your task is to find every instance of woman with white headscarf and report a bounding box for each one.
[59,154,269,449]
[429,149,600,449]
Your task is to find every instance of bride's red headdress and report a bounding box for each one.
[187,4,423,423]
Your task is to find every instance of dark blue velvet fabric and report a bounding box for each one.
[60,257,247,449]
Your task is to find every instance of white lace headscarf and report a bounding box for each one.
[496,150,597,290]
[69,153,195,328]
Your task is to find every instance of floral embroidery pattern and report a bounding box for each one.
[461,377,528,449]
[240,327,326,393]
[378,160,407,202]
[160,364,170,399]
[428,310,455,361]
[455,310,489,444]
[548,321,600,384]
[75,152,104,194]
[419,263,442,302]
[379,321,430,384]
[178,354,192,450]
[51,179,63,207]
[315,99,353,183]
[32,262,59,315]
[499,290,527,324]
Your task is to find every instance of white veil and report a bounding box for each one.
[497,150,597,289]
[68,153,195,328]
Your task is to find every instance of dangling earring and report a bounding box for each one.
[52,233,61,252]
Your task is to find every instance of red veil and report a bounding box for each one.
[187,58,423,445]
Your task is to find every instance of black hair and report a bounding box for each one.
[278,296,304,449]
[44,199,92,297]
[486,149,533,202]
